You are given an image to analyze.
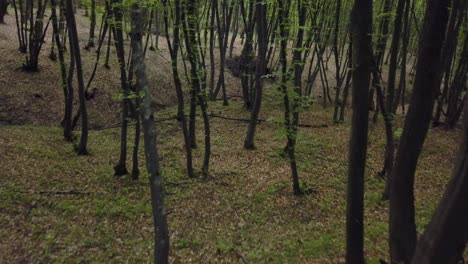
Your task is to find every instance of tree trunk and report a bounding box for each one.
[389,0,450,262]
[0,0,9,24]
[346,0,372,262]
[86,0,96,48]
[162,0,193,178]
[112,0,130,176]
[51,0,72,141]
[411,97,468,263]
[446,30,468,129]
[66,0,89,155]
[387,0,406,114]
[433,0,466,126]
[244,0,267,149]
[130,3,169,262]
[182,0,211,176]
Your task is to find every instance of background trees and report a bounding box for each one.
[1,0,467,262]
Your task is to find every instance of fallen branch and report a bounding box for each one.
[234,249,250,264]
[208,113,265,123]
[38,190,92,196]
[298,123,329,128]
[90,115,178,131]
[208,113,329,128]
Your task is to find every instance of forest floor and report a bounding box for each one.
[0,9,463,264]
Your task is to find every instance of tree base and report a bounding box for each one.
[131,168,140,180]
[114,163,128,176]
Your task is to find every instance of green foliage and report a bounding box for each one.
[282,235,338,259]
[216,240,234,254]
[394,127,403,141]
[175,238,203,250]
[112,90,145,101]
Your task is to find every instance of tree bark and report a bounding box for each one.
[411,97,468,263]
[0,0,8,24]
[130,3,169,262]
[66,0,88,155]
[85,0,96,48]
[389,0,450,262]
[162,0,193,178]
[346,0,372,262]
[244,0,267,149]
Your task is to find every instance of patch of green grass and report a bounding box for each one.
[216,239,234,254]
[175,238,203,250]
[95,195,151,218]
[278,235,338,260]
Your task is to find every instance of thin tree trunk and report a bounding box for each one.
[112,0,130,175]
[66,0,89,155]
[387,0,406,114]
[85,0,96,48]
[162,0,193,177]
[51,0,72,141]
[244,0,267,149]
[130,3,169,262]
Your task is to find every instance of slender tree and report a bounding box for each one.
[85,0,96,49]
[51,0,73,141]
[244,0,267,149]
[346,0,372,262]
[112,0,131,176]
[66,0,89,155]
[130,2,169,262]
[182,0,211,176]
[162,0,194,177]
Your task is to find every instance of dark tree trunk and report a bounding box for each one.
[389,0,450,262]
[411,98,468,264]
[208,0,216,99]
[239,0,255,110]
[0,0,8,24]
[162,0,193,178]
[112,0,130,176]
[433,0,465,127]
[339,34,352,122]
[212,0,234,105]
[446,30,468,129]
[229,2,239,58]
[346,0,372,262]
[332,0,342,123]
[374,0,393,67]
[392,0,411,114]
[51,0,72,141]
[182,0,211,176]
[66,0,89,155]
[372,68,394,200]
[386,0,406,114]
[244,0,267,149]
[23,0,48,71]
[130,3,169,262]
[12,0,27,52]
[85,0,96,48]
